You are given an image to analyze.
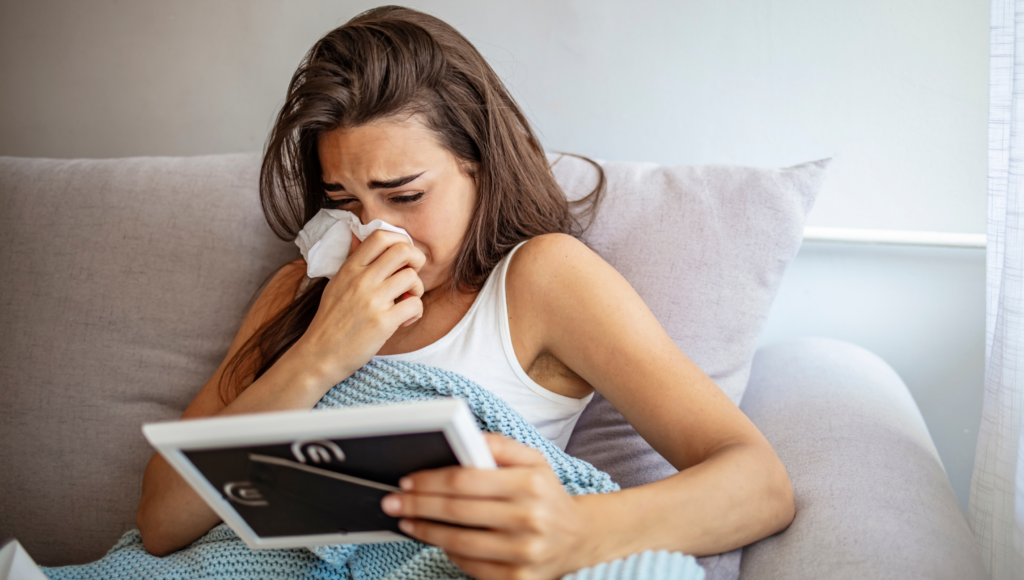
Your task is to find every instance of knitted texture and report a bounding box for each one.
[561,550,703,580]
[42,359,705,580]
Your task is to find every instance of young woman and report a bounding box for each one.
[136,6,795,579]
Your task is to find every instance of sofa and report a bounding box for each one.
[0,152,987,580]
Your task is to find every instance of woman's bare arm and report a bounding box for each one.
[136,259,330,557]
[512,233,795,560]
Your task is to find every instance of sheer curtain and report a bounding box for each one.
[968,1,1024,578]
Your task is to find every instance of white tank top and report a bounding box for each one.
[372,240,595,450]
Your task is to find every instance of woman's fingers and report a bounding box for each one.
[398,519,544,565]
[342,229,424,324]
[484,434,550,468]
[398,436,552,499]
[380,266,424,302]
[383,494,530,531]
[370,241,425,284]
[389,291,423,328]
[384,437,586,578]
[347,229,404,267]
[399,463,554,500]
[375,266,423,328]
[350,230,425,278]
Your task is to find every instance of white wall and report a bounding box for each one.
[0,0,989,513]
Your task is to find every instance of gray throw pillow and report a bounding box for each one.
[551,153,830,580]
[551,153,830,486]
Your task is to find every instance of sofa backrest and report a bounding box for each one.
[0,154,297,564]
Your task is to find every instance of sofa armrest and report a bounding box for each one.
[737,337,986,580]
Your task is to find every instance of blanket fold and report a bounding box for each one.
[41,360,705,580]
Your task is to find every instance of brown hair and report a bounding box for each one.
[219,5,605,404]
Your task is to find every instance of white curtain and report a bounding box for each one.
[968,1,1024,578]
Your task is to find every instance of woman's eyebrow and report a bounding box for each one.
[369,171,426,189]
[322,171,426,192]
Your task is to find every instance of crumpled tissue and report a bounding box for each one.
[294,209,413,279]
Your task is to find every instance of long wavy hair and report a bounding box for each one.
[219,5,605,404]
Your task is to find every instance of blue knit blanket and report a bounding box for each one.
[42,360,705,580]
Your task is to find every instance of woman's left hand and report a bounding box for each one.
[380,433,594,580]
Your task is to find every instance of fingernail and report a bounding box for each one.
[399,477,413,491]
[381,495,401,514]
[398,519,414,534]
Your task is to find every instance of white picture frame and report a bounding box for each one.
[142,397,495,550]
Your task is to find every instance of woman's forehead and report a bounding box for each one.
[318,119,447,181]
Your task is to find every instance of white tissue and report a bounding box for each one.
[294,209,414,279]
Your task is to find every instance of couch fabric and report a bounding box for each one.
[1,151,827,577]
[560,153,830,488]
[0,154,298,565]
[739,337,987,580]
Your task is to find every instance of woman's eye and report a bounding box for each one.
[392,192,424,204]
[325,192,423,208]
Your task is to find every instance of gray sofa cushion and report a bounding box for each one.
[739,337,987,580]
[0,154,298,565]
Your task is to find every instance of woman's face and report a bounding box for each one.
[317,116,478,295]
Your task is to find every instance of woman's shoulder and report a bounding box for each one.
[505,233,641,324]
[504,233,614,318]
[509,233,588,265]
[506,233,598,290]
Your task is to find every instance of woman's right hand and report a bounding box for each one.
[296,229,426,386]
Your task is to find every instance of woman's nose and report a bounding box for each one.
[357,202,392,226]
